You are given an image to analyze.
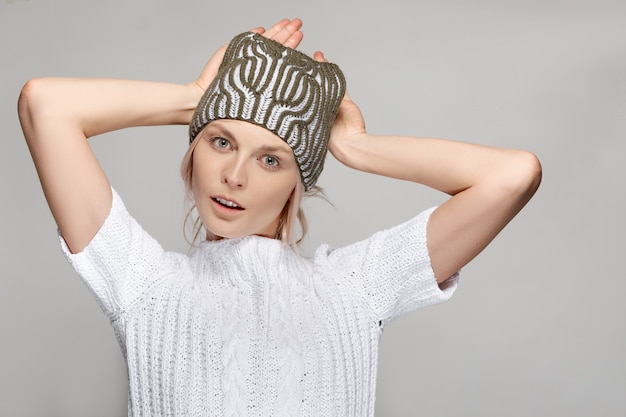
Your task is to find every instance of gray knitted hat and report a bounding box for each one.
[189,31,346,190]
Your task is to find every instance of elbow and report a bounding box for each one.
[18,78,42,111]
[18,78,50,144]
[501,150,542,202]
[517,150,542,194]
[18,78,53,112]
[18,79,41,123]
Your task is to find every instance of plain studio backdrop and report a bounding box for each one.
[1,1,624,416]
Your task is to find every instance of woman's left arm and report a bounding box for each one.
[326,87,542,284]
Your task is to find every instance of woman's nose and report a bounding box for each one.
[221,158,247,189]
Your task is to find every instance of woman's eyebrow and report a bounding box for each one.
[257,144,292,155]
[207,124,235,140]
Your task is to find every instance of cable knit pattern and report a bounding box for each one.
[189,32,346,190]
[60,188,458,417]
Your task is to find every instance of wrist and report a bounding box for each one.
[189,81,205,103]
[329,132,368,170]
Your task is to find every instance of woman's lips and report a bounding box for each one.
[212,196,245,210]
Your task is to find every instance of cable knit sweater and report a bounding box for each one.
[60,188,458,417]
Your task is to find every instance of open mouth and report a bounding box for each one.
[212,197,244,210]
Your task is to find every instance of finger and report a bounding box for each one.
[249,26,266,35]
[282,31,303,49]
[267,18,303,45]
[313,51,328,63]
[261,18,291,39]
[195,44,228,90]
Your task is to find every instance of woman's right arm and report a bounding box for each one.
[18,18,303,254]
[18,78,200,254]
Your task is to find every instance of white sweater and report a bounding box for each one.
[61,189,458,417]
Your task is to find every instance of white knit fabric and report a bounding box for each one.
[60,188,458,417]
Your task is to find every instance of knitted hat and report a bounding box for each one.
[189,31,346,190]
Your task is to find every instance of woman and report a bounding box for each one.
[19,18,541,417]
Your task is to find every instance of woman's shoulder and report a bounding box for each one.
[312,206,438,262]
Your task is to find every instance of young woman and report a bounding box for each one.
[19,18,541,417]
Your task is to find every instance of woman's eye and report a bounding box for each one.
[262,155,279,167]
[212,137,230,149]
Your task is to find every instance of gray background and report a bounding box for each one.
[1,0,624,416]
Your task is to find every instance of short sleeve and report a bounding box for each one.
[320,207,458,326]
[59,188,174,321]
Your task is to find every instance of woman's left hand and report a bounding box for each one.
[313,51,367,167]
[193,18,304,96]
[327,91,367,166]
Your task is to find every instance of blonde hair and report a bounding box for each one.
[180,136,319,248]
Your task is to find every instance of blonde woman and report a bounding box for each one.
[19,18,541,417]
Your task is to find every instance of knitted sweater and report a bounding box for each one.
[60,188,458,417]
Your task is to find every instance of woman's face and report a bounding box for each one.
[191,119,300,240]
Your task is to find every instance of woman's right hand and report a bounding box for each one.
[193,18,304,96]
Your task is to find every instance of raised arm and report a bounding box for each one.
[18,18,303,254]
[320,53,542,283]
[19,78,200,254]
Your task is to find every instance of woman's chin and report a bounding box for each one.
[203,219,279,241]
[204,226,251,241]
